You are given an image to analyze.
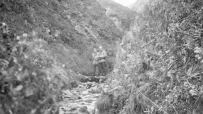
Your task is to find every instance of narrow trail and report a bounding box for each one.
[59,81,110,114]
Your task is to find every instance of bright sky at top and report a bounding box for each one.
[112,0,137,6]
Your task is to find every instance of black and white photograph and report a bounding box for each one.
[0,0,203,114]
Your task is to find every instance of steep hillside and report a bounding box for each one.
[128,0,150,13]
[0,0,123,75]
[97,0,136,31]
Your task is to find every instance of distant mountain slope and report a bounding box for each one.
[128,0,150,13]
[0,0,123,75]
[97,0,136,30]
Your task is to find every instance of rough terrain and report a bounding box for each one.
[0,0,135,75]
[59,81,110,114]
[0,0,136,114]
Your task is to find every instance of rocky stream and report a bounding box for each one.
[58,78,110,114]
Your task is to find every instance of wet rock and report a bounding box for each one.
[89,86,101,94]
[86,83,92,89]
[77,106,90,114]
[81,90,89,95]
[62,90,80,100]
[71,81,78,88]
[80,76,108,83]
[61,64,66,68]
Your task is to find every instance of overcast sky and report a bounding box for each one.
[112,0,137,6]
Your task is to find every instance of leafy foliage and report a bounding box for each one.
[0,23,74,114]
[111,0,203,114]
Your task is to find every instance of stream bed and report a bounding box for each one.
[58,82,110,114]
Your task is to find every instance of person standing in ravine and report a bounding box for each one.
[97,46,107,76]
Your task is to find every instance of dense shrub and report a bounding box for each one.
[111,0,203,114]
[0,23,71,114]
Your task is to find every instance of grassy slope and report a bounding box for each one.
[0,0,123,75]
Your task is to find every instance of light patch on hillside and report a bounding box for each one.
[112,0,137,6]
[128,0,150,13]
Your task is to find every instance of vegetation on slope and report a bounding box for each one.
[0,0,125,113]
[110,0,203,114]
[0,0,123,76]
[3,0,203,114]
[0,23,66,114]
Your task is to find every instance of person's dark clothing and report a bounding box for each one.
[98,61,106,76]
